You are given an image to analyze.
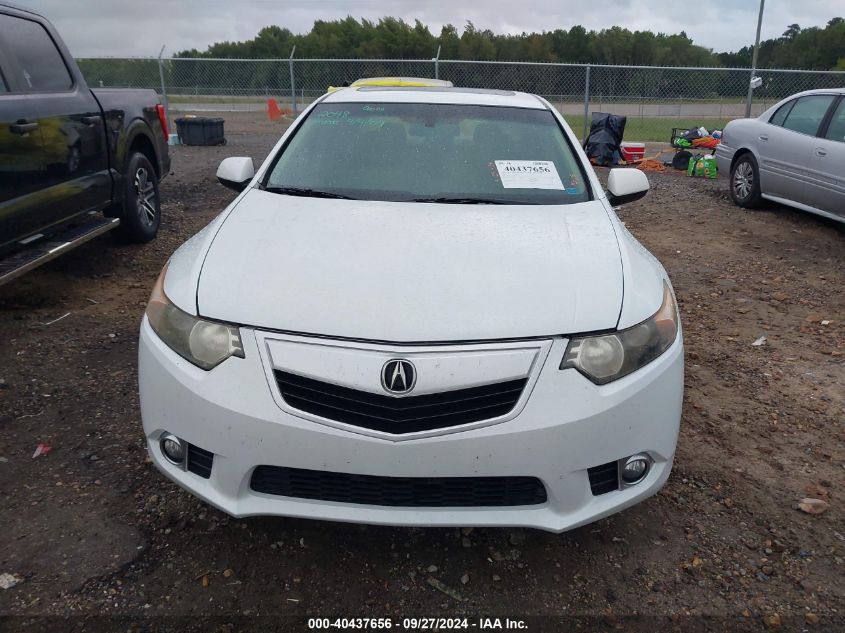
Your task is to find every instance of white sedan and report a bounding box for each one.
[716,88,845,223]
[138,85,683,532]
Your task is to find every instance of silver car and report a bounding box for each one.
[716,88,845,223]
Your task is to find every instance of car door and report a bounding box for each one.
[0,43,47,250]
[0,12,110,235]
[806,96,845,216]
[757,94,837,205]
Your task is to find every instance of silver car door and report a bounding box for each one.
[759,95,836,204]
[806,97,845,216]
[756,99,801,199]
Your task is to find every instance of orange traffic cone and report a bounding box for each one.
[267,98,282,121]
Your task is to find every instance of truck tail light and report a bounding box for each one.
[155,103,169,142]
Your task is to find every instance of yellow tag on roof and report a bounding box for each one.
[328,77,453,92]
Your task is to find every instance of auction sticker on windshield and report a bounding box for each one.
[495,160,564,190]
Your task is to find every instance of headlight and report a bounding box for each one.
[145,264,245,370]
[560,281,678,384]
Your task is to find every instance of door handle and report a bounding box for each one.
[758,134,769,141]
[10,121,38,135]
[80,115,101,125]
[815,148,827,157]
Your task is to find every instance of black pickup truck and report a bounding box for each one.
[0,3,170,285]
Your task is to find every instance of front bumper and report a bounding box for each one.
[139,319,683,533]
[714,143,735,176]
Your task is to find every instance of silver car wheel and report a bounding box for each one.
[134,167,158,226]
[733,161,754,200]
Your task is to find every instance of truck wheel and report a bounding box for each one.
[115,152,161,243]
[730,153,761,209]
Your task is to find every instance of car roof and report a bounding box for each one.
[321,86,548,109]
[786,87,845,98]
[350,77,454,88]
[0,2,42,17]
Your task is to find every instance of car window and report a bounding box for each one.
[781,95,835,136]
[0,14,72,92]
[823,99,845,143]
[768,100,794,126]
[265,102,591,205]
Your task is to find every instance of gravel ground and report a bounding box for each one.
[0,112,843,632]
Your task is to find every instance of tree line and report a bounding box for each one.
[718,19,845,70]
[174,17,845,70]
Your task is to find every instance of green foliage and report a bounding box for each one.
[76,57,160,88]
[174,15,845,71]
[717,17,845,70]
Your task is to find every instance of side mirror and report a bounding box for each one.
[606,168,649,206]
[216,157,255,192]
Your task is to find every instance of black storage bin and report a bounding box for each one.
[175,117,226,146]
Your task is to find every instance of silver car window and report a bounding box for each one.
[781,95,836,137]
[823,99,845,143]
[768,100,794,127]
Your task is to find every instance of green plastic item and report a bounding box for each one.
[688,155,717,179]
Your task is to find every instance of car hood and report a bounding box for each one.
[196,190,624,342]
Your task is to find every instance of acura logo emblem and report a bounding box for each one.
[381,359,416,395]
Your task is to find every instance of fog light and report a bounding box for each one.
[621,454,651,485]
[160,433,185,465]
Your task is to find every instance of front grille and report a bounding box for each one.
[274,370,527,434]
[250,465,547,507]
[587,461,619,495]
[187,443,214,479]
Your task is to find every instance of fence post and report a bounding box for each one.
[157,45,170,128]
[746,0,766,117]
[434,45,441,80]
[289,46,297,113]
[582,65,590,144]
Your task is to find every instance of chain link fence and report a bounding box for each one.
[77,57,845,143]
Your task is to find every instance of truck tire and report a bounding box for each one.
[730,153,762,209]
[115,152,161,243]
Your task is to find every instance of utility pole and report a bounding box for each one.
[745,0,765,118]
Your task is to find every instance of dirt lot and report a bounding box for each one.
[0,112,843,632]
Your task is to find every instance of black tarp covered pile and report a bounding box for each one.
[584,112,627,166]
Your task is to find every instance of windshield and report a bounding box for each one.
[264,102,591,204]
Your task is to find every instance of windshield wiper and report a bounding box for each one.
[263,186,356,200]
[409,197,510,204]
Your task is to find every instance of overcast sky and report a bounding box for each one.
[15,0,844,58]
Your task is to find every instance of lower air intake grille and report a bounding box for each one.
[187,443,214,479]
[274,370,527,434]
[250,465,547,507]
[587,461,619,495]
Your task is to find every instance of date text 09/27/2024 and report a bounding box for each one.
[307,618,528,630]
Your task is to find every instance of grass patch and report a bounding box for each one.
[563,116,731,143]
